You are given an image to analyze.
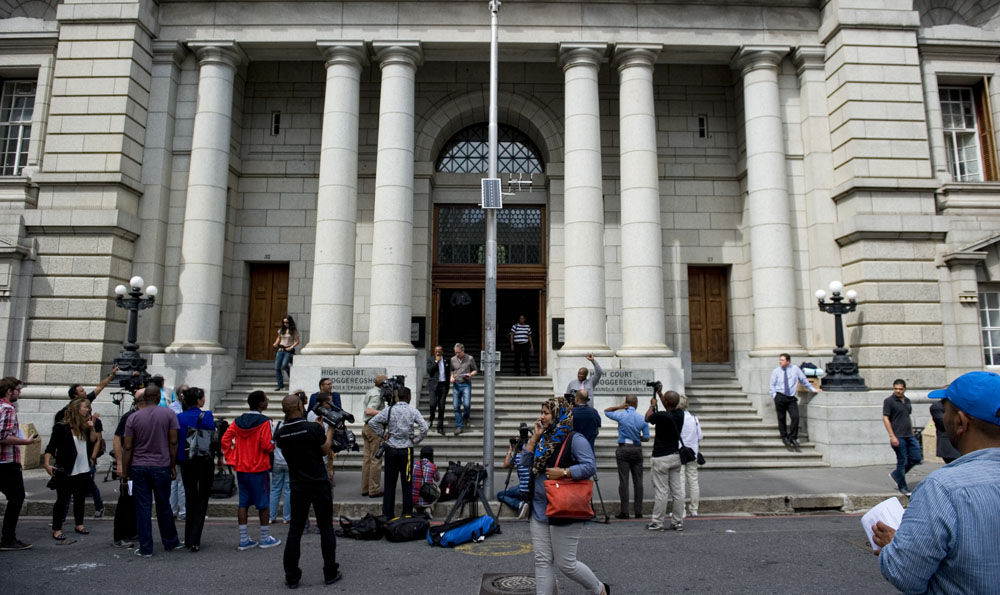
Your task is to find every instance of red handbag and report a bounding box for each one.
[543,437,594,520]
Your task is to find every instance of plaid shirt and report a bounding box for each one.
[412,458,440,506]
[0,398,20,464]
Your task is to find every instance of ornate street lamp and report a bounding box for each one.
[815,281,867,391]
[113,275,157,392]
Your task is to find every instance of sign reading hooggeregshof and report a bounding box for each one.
[319,368,387,394]
[593,369,655,396]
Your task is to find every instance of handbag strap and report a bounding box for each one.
[552,431,575,469]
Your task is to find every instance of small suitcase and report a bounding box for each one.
[427,514,499,547]
[383,515,430,542]
[211,468,236,499]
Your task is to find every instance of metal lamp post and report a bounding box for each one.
[113,275,157,391]
[815,281,867,391]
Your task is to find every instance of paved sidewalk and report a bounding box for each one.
[4,455,940,519]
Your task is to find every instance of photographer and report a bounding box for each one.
[368,386,428,518]
[645,386,686,532]
[361,375,387,498]
[497,424,531,518]
[273,394,341,588]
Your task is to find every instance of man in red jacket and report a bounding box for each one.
[221,390,280,550]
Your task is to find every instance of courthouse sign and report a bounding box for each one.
[593,369,655,396]
[320,367,386,394]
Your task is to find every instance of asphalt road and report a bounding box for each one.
[3,513,892,594]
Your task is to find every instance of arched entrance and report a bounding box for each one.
[431,123,548,374]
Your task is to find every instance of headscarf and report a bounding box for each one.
[532,396,574,476]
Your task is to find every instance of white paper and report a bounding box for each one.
[127,480,133,496]
[861,497,905,551]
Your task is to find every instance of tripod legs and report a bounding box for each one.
[591,473,609,524]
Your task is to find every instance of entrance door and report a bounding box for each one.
[246,263,289,360]
[437,288,483,360]
[688,266,730,363]
[498,289,542,375]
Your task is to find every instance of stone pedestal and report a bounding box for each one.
[148,353,235,410]
[802,391,896,466]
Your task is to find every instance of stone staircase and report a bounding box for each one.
[684,363,826,469]
[215,362,827,471]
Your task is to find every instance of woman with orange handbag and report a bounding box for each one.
[521,395,609,595]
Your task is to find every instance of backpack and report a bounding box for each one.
[185,411,214,460]
[337,514,384,541]
[419,481,441,504]
[427,515,499,547]
[383,515,430,542]
[211,418,228,458]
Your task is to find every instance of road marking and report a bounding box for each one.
[456,541,533,557]
[55,563,104,572]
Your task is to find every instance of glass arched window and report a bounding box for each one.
[436,123,543,174]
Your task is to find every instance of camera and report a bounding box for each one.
[311,404,359,453]
[509,422,530,450]
[380,374,406,405]
[645,380,662,390]
[375,441,387,460]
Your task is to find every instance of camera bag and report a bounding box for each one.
[337,513,384,540]
[426,514,498,547]
[383,514,430,542]
[210,467,236,499]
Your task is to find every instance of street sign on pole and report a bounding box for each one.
[481,177,502,209]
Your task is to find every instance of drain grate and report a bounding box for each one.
[480,573,536,595]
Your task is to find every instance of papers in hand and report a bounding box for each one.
[862,497,905,551]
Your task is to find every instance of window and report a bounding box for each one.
[436,206,543,265]
[436,123,543,174]
[0,80,35,176]
[980,290,1000,365]
[940,82,997,182]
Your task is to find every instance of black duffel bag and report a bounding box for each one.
[337,513,384,540]
[383,514,430,542]
[210,467,236,499]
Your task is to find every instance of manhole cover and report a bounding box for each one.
[480,573,536,595]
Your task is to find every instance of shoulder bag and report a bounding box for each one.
[543,434,594,520]
[670,412,697,465]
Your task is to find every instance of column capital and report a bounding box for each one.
[792,46,826,77]
[151,40,186,68]
[733,45,790,76]
[317,41,369,70]
[372,41,423,70]
[558,42,607,71]
[187,41,246,70]
[612,43,661,72]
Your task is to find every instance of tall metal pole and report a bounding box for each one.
[483,0,500,495]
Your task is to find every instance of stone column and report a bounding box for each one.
[614,44,671,357]
[559,43,611,354]
[166,42,243,354]
[136,41,185,352]
[301,42,367,355]
[736,46,801,353]
[361,43,422,355]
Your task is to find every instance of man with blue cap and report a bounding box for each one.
[872,371,1000,594]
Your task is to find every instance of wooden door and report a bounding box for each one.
[688,267,730,363]
[246,263,289,360]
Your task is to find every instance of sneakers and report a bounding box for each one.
[134,549,152,558]
[646,522,664,531]
[94,508,104,519]
[517,502,530,520]
[238,537,258,551]
[671,521,684,532]
[687,511,699,517]
[113,539,135,548]
[0,539,32,551]
[258,535,282,549]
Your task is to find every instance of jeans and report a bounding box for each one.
[382,446,413,518]
[0,463,25,544]
[453,382,471,430]
[774,393,800,441]
[53,472,89,532]
[169,466,185,516]
[497,487,525,512]
[529,518,603,595]
[650,453,683,527]
[616,443,644,516]
[891,435,923,490]
[284,480,338,585]
[131,465,180,555]
[180,457,214,547]
[275,349,293,389]
[270,464,291,522]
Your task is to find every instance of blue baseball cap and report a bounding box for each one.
[928,371,1000,426]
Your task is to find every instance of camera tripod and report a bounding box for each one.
[590,471,610,524]
[102,390,131,482]
[442,464,499,527]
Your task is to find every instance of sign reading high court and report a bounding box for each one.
[593,369,655,396]
[320,368,386,394]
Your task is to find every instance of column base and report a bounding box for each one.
[147,352,235,410]
[164,341,227,355]
[747,347,807,358]
[359,343,418,356]
[556,346,615,357]
[616,345,675,358]
[299,342,359,355]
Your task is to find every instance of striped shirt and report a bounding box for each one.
[513,452,530,494]
[0,398,20,464]
[510,323,531,344]
[879,447,1000,594]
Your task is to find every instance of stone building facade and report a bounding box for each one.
[2,0,999,445]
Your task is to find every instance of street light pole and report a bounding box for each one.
[113,275,157,392]
[482,0,500,495]
[815,281,867,391]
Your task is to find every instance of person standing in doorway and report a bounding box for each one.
[509,315,534,376]
[273,316,299,392]
[450,343,478,436]
[768,353,820,450]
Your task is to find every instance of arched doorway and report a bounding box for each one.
[431,123,548,375]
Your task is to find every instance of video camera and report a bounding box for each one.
[645,380,662,390]
[310,403,359,453]
[508,422,530,450]
[380,374,406,405]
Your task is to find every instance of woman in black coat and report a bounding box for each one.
[44,397,99,540]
